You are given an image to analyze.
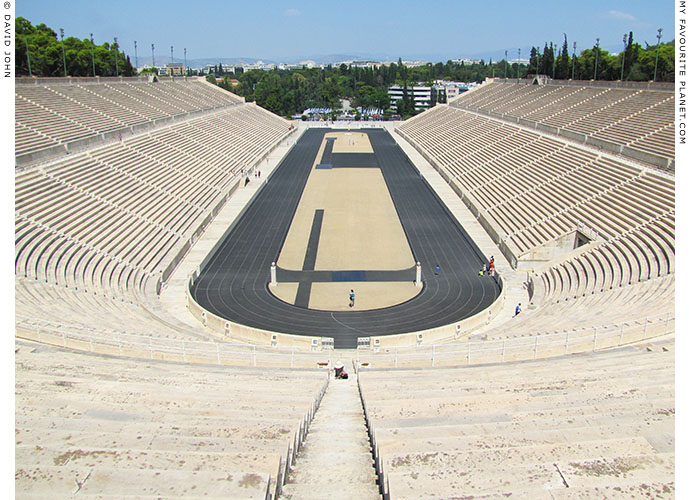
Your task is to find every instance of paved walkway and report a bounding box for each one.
[279,370,380,500]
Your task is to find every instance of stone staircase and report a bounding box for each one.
[279,369,381,500]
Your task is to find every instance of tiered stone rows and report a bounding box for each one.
[360,339,674,499]
[15,341,328,499]
[15,93,291,351]
[495,272,675,342]
[451,81,674,160]
[15,79,242,157]
[532,212,675,303]
[398,105,675,262]
[15,278,196,341]
[15,104,289,301]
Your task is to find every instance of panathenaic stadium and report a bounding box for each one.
[15,75,675,499]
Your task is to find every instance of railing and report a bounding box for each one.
[358,369,390,500]
[274,374,329,499]
[15,316,334,369]
[356,311,674,369]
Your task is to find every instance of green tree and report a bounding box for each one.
[557,34,569,79]
[15,17,135,77]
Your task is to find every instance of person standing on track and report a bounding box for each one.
[349,289,355,308]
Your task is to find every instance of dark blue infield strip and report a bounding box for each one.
[321,137,335,164]
[294,209,324,308]
[275,267,416,283]
[190,128,501,349]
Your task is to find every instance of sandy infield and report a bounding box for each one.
[273,131,420,310]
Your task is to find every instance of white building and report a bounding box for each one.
[451,58,482,65]
[434,80,478,101]
[388,85,435,111]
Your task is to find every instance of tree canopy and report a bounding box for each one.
[523,33,674,82]
[16,17,135,77]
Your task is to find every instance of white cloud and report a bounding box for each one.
[607,10,636,21]
[284,8,300,17]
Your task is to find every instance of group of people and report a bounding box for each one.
[241,168,262,187]
[478,255,495,277]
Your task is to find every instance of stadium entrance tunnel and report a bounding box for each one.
[188,128,502,349]
[516,225,597,268]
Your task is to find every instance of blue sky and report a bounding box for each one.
[16,0,676,63]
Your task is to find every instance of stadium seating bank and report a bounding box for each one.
[15,76,299,352]
[450,78,675,170]
[15,76,243,166]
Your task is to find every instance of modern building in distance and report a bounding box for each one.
[388,84,435,111]
[450,57,483,65]
[165,63,185,76]
[434,80,479,101]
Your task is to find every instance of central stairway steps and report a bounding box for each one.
[279,371,381,500]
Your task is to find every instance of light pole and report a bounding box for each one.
[572,41,576,80]
[24,36,32,76]
[90,33,96,76]
[552,42,556,79]
[594,38,600,80]
[653,28,663,82]
[517,48,521,82]
[152,43,155,71]
[113,37,119,77]
[504,49,508,80]
[134,40,138,70]
[184,48,187,77]
[60,28,67,77]
[621,34,627,81]
[170,45,174,76]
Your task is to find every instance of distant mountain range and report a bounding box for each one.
[135,56,270,68]
[134,49,535,69]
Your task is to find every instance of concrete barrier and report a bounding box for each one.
[536,122,559,136]
[15,144,67,167]
[518,118,537,129]
[585,135,624,154]
[64,134,110,153]
[558,128,588,144]
[622,146,673,171]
